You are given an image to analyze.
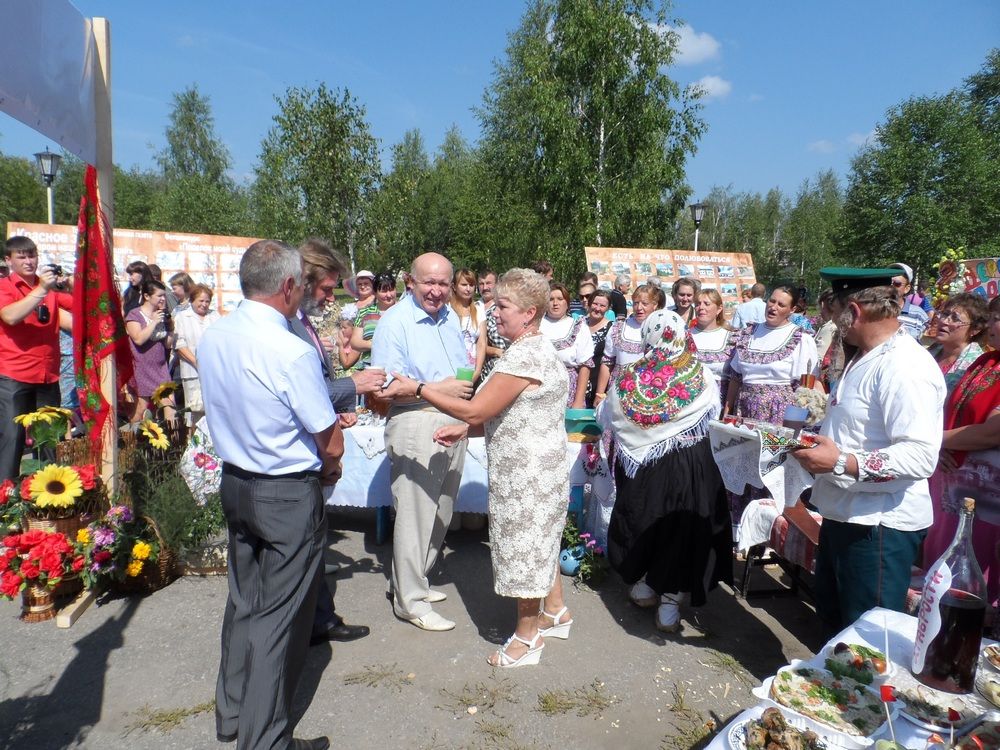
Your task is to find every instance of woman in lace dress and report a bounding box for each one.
[540,283,594,408]
[387,269,571,668]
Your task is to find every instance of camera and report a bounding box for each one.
[46,264,68,290]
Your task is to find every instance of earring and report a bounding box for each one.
[522,321,529,328]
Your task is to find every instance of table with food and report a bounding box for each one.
[708,607,1000,750]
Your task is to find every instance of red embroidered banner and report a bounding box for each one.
[72,165,133,452]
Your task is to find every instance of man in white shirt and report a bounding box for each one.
[730,282,767,330]
[200,240,342,750]
[794,267,945,633]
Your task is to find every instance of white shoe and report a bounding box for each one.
[488,632,544,668]
[425,589,447,603]
[629,580,658,608]
[404,611,455,632]
[538,606,573,640]
[655,593,682,633]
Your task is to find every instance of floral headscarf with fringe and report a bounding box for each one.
[602,309,720,477]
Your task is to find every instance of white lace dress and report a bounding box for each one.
[484,334,569,597]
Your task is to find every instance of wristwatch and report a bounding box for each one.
[832,452,849,476]
[415,382,426,398]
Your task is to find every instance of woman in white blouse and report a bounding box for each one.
[691,289,734,403]
[594,284,658,404]
[539,283,594,408]
[174,283,221,426]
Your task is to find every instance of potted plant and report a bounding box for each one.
[0,529,86,622]
[75,504,161,594]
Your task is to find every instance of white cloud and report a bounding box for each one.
[692,75,732,100]
[847,129,877,147]
[650,22,721,65]
[807,140,836,154]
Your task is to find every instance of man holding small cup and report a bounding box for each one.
[373,252,473,631]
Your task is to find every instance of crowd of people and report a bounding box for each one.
[3,233,1000,750]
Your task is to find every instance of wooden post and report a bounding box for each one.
[91,17,117,494]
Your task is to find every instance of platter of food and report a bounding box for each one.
[824,642,895,685]
[976,669,1000,709]
[955,720,1000,750]
[728,707,839,750]
[983,644,1000,673]
[896,684,986,734]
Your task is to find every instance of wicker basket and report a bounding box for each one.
[24,513,88,540]
[111,515,178,595]
[21,584,56,623]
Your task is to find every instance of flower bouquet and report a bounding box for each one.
[75,504,161,593]
[561,517,609,587]
[0,529,87,621]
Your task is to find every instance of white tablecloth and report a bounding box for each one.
[707,607,998,750]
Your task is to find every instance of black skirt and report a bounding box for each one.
[608,436,732,607]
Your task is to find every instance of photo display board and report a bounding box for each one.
[7,222,261,312]
[584,247,757,310]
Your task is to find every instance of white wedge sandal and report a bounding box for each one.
[488,632,544,668]
[538,606,573,640]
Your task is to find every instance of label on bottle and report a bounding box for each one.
[912,561,953,673]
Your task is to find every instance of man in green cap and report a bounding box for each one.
[793,267,946,632]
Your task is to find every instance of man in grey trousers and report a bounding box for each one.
[199,240,342,750]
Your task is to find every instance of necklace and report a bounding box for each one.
[508,329,539,348]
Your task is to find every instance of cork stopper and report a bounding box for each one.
[963,497,976,513]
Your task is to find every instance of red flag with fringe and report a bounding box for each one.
[72,165,133,451]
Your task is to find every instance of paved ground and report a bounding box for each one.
[0,510,826,750]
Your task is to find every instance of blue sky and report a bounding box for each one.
[1,1,998,203]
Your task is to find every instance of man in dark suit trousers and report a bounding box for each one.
[294,238,385,644]
[200,240,342,750]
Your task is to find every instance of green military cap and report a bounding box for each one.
[819,266,898,296]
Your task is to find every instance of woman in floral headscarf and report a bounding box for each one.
[602,309,732,633]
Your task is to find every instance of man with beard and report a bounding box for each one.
[793,267,945,633]
[294,238,385,645]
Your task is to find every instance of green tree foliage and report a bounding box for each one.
[477,0,704,279]
[149,175,250,235]
[156,85,232,186]
[0,153,45,229]
[253,84,381,268]
[841,49,1000,275]
[367,129,431,272]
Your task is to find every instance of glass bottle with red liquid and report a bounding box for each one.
[912,497,987,693]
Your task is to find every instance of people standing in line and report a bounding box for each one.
[200,239,343,750]
[478,268,506,381]
[384,268,573,667]
[344,272,399,371]
[124,279,176,424]
[539,283,594,408]
[173,283,220,427]
[670,277,700,326]
[450,268,487,381]
[0,237,73,483]
[730,282,767,330]
[122,260,152,315]
[603,309,732,633]
[794,268,944,633]
[926,292,988,394]
[584,290,614,407]
[691,289,734,405]
[371,252,474,632]
[594,284,658,404]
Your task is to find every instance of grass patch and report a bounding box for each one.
[536,679,615,718]
[125,699,215,734]
[343,662,415,692]
[660,683,718,750]
[438,674,520,714]
[701,649,754,687]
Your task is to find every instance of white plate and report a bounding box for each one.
[823,643,898,685]
[897,685,987,734]
[983,645,1000,675]
[977,670,1000,709]
[727,714,853,750]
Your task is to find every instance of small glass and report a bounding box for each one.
[455,367,475,382]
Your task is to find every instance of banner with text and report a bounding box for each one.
[583,247,757,310]
[7,222,261,312]
[936,257,1000,302]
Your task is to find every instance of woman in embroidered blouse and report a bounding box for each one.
[926,292,987,395]
[345,272,397,370]
[540,283,594,408]
[594,284,658,404]
[602,309,731,633]
[584,290,614,407]
[724,285,818,424]
[671,277,700,326]
[449,268,487,381]
[691,288,734,402]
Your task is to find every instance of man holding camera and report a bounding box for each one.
[0,237,73,483]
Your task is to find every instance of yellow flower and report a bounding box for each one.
[126,560,144,577]
[37,406,74,419]
[13,411,53,429]
[77,528,91,544]
[29,465,83,509]
[132,541,152,560]
[139,420,169,451]
[150,381,177,406]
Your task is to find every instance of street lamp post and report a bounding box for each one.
[689,202,706,253]
[34,148,63,225]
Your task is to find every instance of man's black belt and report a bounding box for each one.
[222,463,320,481]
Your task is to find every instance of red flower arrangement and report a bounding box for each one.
[0,530,84,600]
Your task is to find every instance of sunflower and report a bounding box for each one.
[139,420,169,451]
[29,465,84,509]
[37,406,74,420]
[150,381,177,406]
[13,411,53,429]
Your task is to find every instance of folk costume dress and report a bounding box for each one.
[601,315,645,376]
[585,318,613,407]
[602,310,732,606]
[928,341,985,395]
[691,325,734,406]
[923,349,1000,604]
[483,334,569,597]
[539,314,595,407]
[728,322,818,424]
